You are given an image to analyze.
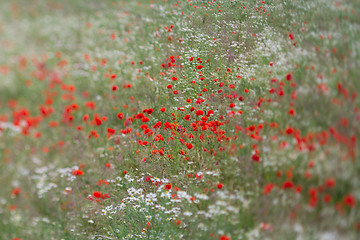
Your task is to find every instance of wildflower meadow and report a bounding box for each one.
[0,0,359,239]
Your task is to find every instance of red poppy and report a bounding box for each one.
[252,154,260,162]
[286,127,294,134]
[72,169,84,176]
[196,65,203,69]
[196,110,204,116]
[286,73,293,81]
[101,193,110,199]
[343,194,356,208]
[164,183,172,190]
[11,188,21,197]
[93,191,102,198]
[323,194,331,203]
[219,235,230,240]
[325,178,336,187]
[263,183,274,195]
[283,181,294,189]
[117,112,124,120]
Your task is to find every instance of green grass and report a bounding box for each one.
[0,0,359,239]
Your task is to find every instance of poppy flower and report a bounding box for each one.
[72,169,84,176]
[286,127,294,134]
[252,154,260,162]
[11,188,21,197]
[288,108,295,116]
[164,183,172,190]
[196,110,204,116]
[117,112,125,120]
[263,183,274,195]
[343,194,356,208]
[219,235,230,240]
[325,178,336,187]
[85,101,96,110]
[135,113,144,119]
[196,65,203,69]
[95,117,102,126]
[124,117,133,127]
[101,193,110,199]
[283,181,294,189]
[323,195,331,203]
[201,116,208,122]
[93,191,102,198]
[286,73,293,81]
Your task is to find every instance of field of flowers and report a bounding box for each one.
[0,0,359,239]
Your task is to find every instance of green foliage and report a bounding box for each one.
[0,0,359,239]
